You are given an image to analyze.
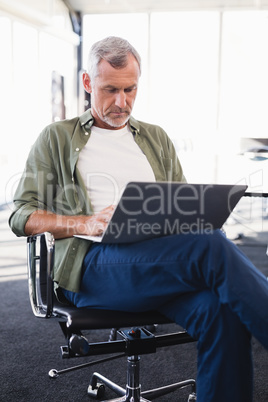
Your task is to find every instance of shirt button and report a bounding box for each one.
[75,147,79,151]
[85,132,89,136]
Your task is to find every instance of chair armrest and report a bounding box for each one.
[27,232,55,318]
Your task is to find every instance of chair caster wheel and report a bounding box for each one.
[87,382,105,399]
[188,392,197,401]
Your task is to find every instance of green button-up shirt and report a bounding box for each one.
[9,109,186,292]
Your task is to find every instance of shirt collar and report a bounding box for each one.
[79,109,140,134]
[79,109,94,127]
[129,116,140,135]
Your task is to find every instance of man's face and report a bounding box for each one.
[83,54,140,130]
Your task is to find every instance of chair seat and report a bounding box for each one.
[53,300,171,330]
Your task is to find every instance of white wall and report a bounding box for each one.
[0,0,79,205]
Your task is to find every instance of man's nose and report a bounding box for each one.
[114,91,126,108]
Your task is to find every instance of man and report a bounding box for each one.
[9,36,268,401]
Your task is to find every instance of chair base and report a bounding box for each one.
[88,376,196,401]
[101,398,150,402]
[88,355,196,402]
[88,375,197,401]
[102,395,197,402]
[53,326,196,401]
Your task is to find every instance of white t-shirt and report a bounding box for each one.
[77,124,155,212]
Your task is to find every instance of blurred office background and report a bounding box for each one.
[1,0,268,207]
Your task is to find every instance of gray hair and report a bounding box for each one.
[87,36,141,82]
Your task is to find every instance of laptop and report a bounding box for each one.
[75,182,247,243]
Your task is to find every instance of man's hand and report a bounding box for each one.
[78,205,116,236]
[24,205,116,239]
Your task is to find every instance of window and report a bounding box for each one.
[82,10,268,188]
[220,11,268,136]
[1,5,78,205]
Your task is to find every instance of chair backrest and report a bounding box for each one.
[27,232,55,318]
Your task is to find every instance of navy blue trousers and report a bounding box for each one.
[63,230,268,401]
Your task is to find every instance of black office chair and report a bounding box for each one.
[27,232,197,402]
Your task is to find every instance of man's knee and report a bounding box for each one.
[184,290,222,340]
[189,292,250,348]
[160,290,221,339]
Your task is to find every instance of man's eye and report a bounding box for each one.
[105,87,136,94]
[125,87,136,93]
[107,88,117,93]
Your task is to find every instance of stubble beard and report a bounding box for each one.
[97,108,131,128]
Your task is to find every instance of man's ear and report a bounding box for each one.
[82,72,92,93]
